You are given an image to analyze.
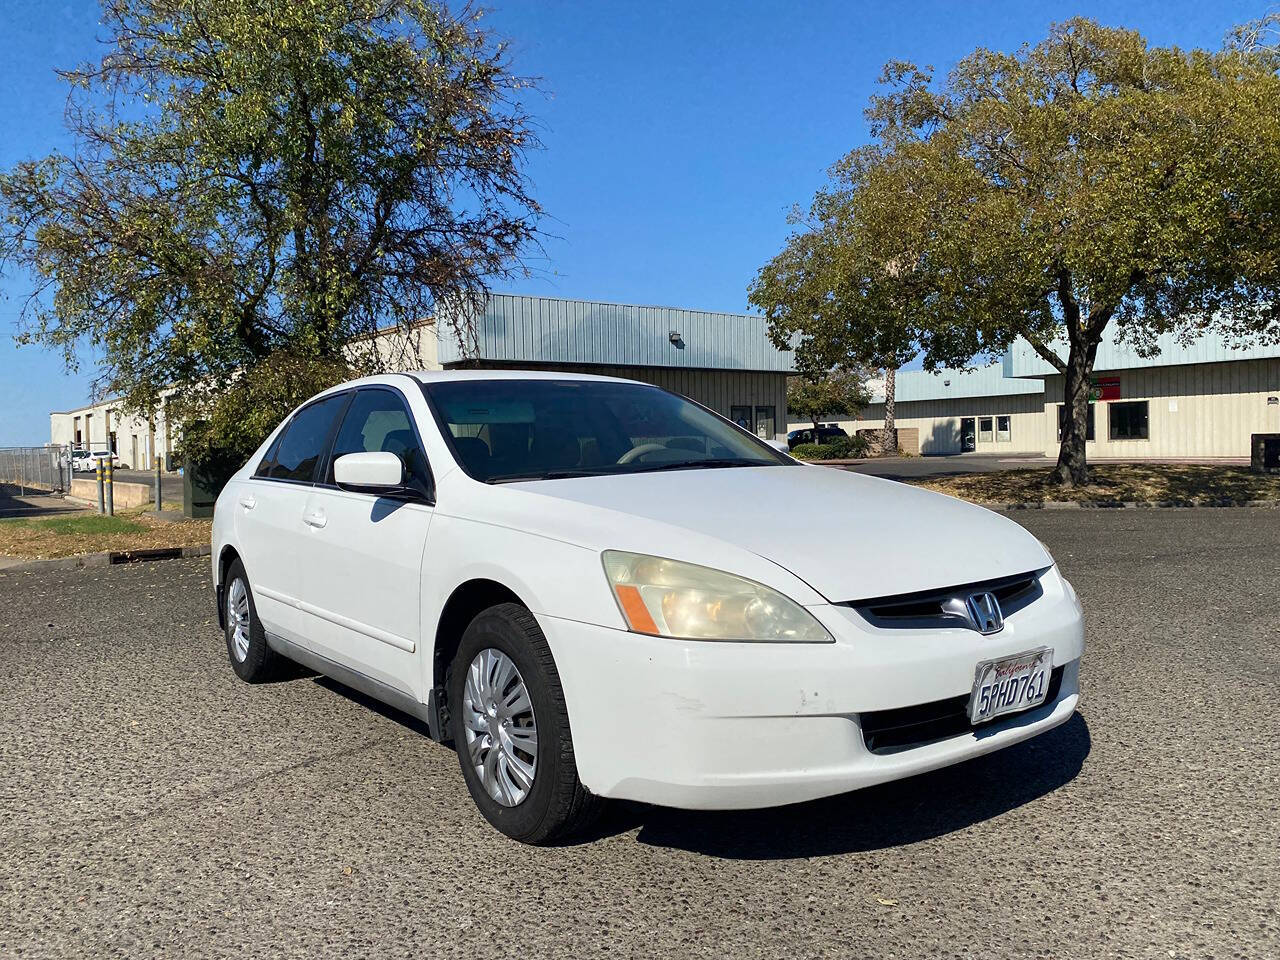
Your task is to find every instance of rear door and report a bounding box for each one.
[232,392,350,648]
[294,386,434,698]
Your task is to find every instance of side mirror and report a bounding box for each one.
[764,439,790,454]
[334,451,403,491]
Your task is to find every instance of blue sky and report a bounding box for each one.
[0,0,1260,444]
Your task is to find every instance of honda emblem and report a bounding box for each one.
[966,592,1004,634]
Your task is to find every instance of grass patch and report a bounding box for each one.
[0,507,210,560]
[13,514,147,536]
[912,464,1280,506]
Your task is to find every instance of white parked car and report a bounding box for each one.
[71,449,121,472]
[212,371,1084,843]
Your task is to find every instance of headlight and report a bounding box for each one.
[602,551,832,643]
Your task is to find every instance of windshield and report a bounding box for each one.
[423,378,792,483]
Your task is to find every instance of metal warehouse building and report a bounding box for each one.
[833,332,1280,458]
[50,294,797,462]
[439,294,794,440]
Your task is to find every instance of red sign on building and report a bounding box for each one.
[1089,377,1121,402]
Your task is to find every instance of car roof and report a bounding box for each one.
[406,368,645,386]
[301,368,659,407]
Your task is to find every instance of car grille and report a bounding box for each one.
[859,665,1065,755]
[850,568,1048,631]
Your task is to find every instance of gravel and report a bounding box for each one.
[1,508,1277,959]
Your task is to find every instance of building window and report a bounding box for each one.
[1109,400,1149,440]
[1057,405,1096,441]
[978,417,994,442]
[996,415,1011,442]
[730,405,752,432]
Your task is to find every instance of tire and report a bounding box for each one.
[448,602,602,844]
[223,559,281,683]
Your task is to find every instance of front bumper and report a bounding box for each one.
[540,566,1084,810]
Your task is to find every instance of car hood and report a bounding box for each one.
[496,464,1051,603]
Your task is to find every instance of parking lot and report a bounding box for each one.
[2,508,1277,959]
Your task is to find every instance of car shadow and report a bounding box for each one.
[304,669,1090,859]
[575,712,1091,859]
[311,673,435,738]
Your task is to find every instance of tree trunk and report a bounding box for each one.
[1050,340,1097,487]
[882,366,897,454]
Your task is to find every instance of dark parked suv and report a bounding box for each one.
[786,425,849,450]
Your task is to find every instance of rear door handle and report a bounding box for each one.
[303,510,327,529]
[239,495,256,510]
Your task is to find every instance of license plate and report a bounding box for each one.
[969,647,1053,725]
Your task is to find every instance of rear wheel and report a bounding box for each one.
[448,603,601,843]
[223,559,281,683]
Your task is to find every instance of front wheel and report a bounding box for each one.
[448,603,601,843]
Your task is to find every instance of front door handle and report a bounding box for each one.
[239,495,256,510]
[303,510,327,529]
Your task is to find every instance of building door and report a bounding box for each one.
[960,417,976,452]
[754,405,776,439]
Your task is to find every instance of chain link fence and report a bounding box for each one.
[0,446,68,495]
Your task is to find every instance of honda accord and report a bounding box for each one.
[212,371,1084,843]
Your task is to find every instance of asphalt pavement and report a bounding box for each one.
[0,484,82,521]
[1,509,1277,959]
[841,452,1050,481]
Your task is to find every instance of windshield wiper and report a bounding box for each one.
[627,458,770,473]
[487,459,771,482]
[487,468,608,484]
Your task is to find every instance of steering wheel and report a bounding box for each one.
[616,442,671,464]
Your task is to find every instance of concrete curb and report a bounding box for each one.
[0,543,210,575]
[992,498,1280,511]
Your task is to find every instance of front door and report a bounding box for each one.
[297,387,433,698]
[233,392,349,648]
[960,417,976,453]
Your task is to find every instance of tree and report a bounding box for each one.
[0,0,540,464]
[749,150,926,452]
[756,18,1280,484]
[786,370,871,432]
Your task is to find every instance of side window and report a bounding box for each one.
[254,432,284,478]
[1108,400,1149,440]
[326,389,431,488]
[267,394,348,483]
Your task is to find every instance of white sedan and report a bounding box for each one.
[71,450,122,472]
[212,371,1084,843]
